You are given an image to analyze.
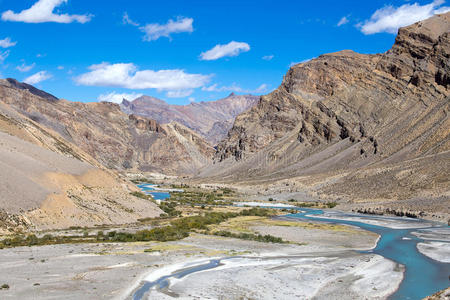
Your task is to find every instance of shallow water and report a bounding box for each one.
[133,259,224,300]
[287,208,450,300]
[131,200,449,299]
[137,184,170,201]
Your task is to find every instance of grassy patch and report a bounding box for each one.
[168,187,237,207]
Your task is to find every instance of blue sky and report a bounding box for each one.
[0,0,448,104]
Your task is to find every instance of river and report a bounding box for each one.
[288,208,450,299]
[132,186,449,299]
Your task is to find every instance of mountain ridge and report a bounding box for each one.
[120,93,260,145]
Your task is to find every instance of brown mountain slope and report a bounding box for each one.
[121,93,260,144]
[0,79,214,176]
[0,99,163,232]
[200,13,450,218]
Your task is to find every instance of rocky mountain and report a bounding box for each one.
[120,93,260,145]
[0,77,216,231]
[0,79,214,176]
[5,78,58,101]
[0,83,165,231]
[201,13,450,218]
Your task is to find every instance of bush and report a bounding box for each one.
[326,202,337,208]
[213,230,284,243]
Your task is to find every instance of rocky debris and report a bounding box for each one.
[422,287,450,300]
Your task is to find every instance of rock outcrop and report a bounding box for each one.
[120,93,260,145]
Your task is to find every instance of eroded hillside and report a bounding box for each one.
[201,13,450,217]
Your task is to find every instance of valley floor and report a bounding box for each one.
[0,216,404,300]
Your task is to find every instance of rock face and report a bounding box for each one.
[120,93,260,145]
[0,79,214,176]
[204,13,450,210]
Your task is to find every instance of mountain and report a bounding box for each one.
[5,78,58,101]
[0,79,214,176]
[0,77,216,231]
[0,81,165,231]
[120,93,260,145]
[201,13,450,219]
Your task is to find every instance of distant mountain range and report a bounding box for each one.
[120,93,260,145]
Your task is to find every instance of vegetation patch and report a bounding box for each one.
[212,230,284,243]
[0,208,276,249]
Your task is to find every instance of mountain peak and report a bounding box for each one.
[2,78,59,102]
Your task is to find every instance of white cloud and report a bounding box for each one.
[0,50,10,62]
[123,12,139,26]
[16,62,35,72]
[97,91,143,103]
[360,0,450,35]
[166,89,193,98]
[337,16,349,26]
[188,97,195,103]
[24,71,52,84]
[200,41,250,61]
[202,83,267,94]
[1,0,93,24]
[139,17,193,41]
[0,37,17,48]
[75,63,211,93]
[262,55,274,61]
[57,65,64,70]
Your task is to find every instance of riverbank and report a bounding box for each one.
[0,215,387,300]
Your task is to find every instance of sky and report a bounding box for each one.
[0,0,448,104]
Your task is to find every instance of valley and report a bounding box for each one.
[0,9,448,300]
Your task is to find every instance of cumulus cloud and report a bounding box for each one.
[123,12,139,26]
[0,50,10,62]
[24,71,52,84]
[202,83,267,94]
[200,41,250,61]
[1,0,93,24]
[337,16,349,26]
[0,37,17,48]
[75,63,211,94]
[359,0,450,34]
[16,62,35,72]
[139,17,193,41]
[97,91,143,103]
[262,55,274,61]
